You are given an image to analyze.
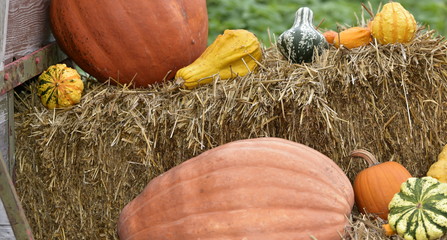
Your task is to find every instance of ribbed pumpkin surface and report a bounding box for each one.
[389,176,447,240]
[118,137,354,240]
[49,0,208,87]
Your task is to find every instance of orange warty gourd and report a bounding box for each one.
[350,149,412,220]
[333,27,372,49]
[49,0,208,87]
[118,137,355,240]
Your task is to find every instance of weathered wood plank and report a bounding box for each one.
[0,153,34,239]
[0,43,67,94]
[0,94,12,172]
[0,0,16,239]
[0,0,9,62]
[1,0,13,180]
[4,0,53,64]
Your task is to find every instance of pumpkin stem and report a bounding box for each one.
[350,149,380,167]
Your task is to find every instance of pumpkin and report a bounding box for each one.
[118,137,354,240]
[277,7,328,63]
[333,27,372,49]
[323,30,338,44]
[175,29,262,89]
[427,144,447,183]
[350,149,412,220]
[49,0,208,87]
[388,176,447,240]
[37,64,84,109]
[370,2,417,44]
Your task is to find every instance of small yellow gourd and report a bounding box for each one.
[37,64,84,109]
[427,144,447,183]
[175,29,262,89]
[370,2,417,44]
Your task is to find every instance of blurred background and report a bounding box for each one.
[206,0,447,46]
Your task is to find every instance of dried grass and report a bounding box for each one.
[13,27,447,239]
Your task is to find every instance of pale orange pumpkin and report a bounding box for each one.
[118,137,354,240]
[351,149,412,220]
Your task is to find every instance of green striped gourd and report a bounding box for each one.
[388,176,447,240]
[277,7,328,63]
[37,64,84,109]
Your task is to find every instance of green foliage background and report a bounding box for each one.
[206,0,447,46]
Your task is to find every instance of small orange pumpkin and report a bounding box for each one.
[333,27,372,49]
[350,149,411,220]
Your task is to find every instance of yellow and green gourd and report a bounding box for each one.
[388,176,447,240]
[37,64,84,109]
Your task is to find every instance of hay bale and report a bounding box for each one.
[14,28,447,239]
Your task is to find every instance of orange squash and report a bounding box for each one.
[49,0,208,87]
[333,27,372,49]
[350,149,411,220]
[118,137,354,240]
[323,30,338,44]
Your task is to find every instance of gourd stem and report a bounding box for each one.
[350,149,380,167]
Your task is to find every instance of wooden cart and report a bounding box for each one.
[0,0,67,238]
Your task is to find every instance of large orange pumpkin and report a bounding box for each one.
[49,0,208,87]
[350,149,412,220]
[118,137,354,240]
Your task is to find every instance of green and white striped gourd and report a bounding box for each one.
[277,7,328,63]
[388,176,447,240]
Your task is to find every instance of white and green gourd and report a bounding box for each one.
[388,176,447,240]
[277,7,328,63]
